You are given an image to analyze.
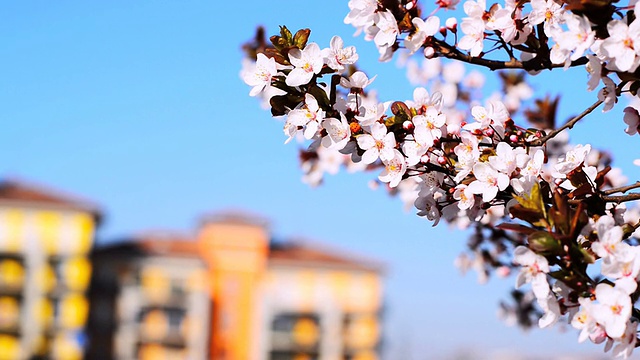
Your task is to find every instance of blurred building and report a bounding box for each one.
[0,179,100,359]
[88,213,384,360]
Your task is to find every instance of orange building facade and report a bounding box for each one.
[90,213,384,360]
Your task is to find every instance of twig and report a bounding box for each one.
[603,181,640,195]
[602,193,640,204]
[434,39,588,71]
[527,99,604,147]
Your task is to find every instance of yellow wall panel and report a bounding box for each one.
[4,210,24,253]
[37,211,61,255]
[74,213,94,255]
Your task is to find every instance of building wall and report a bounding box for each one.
[113,257,211,360]
[261,266,382,360]
[197,220,269,360]
[0,206,96,359]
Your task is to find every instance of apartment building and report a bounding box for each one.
[89,213,384,360]
[0,179,99,360]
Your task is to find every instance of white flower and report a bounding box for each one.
[571,297,602,343]
[284,94,325,142]
[592,283,632,339]
[468,162,510,202]
[405,16,440,54]
[538,294,561,328]
[549,14,595,65]
[286,43,324,87]
[340,71,376,90]
[623,106,640,135]
[465,100,509,131]
[322,36,358,71]
[344,0,377,30]
[407,88,443,111]
[600,19,640,72]
[488,142,527,176]
[321,114,351,150]
[554,144,590,175]
[611,320,638,358]
[412,107,446,147]
[355,95,388,127]
[379,150,407,187]
[592,216,633,263]
[357,122,396,164]
[458,18,485,56]
[453,184,475,210]
[528,0,564,33]
[243,53,279,96]
[513,246,550,300]
[373,10,399,48]
[585,54,602,92]
[597,76,617,112]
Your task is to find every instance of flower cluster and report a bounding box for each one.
[242,0,640,356]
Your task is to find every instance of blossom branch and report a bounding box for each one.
[601,193,640,204]
[603,181,640,195]
[527,99,604,147]
[433,39,588,71]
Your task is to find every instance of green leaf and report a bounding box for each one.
[528,231,561,254]
[293,29,311,49]
[495,222,537,235]
[513,182,545,215]
[279,25,293,45]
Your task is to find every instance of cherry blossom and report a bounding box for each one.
[357,122,397,164]
[286,43,324,87]
[243,53,280,96]
[243,0,640,354]
[322,36,358,71]
[379,150,407,187]
[513,246,550,300]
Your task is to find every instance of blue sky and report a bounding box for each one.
[2,1,639,358]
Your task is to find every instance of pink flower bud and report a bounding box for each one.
[420,155,430,163]
[485,128,494,137]
[439,27,447,36]
[403,121,414,131]
[446,17,457,32]
[424,47,435,58]
[437,156,447,165]
[496,266,510,277]
[509,134,518,142]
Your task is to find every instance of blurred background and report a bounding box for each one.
[1,1,639,359]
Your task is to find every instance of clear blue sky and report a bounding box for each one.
[1,2,639,359]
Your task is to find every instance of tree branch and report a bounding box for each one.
[433,39,589,71]
[602,193,640,204]
[527,99,604,147]
[603,181,640,195]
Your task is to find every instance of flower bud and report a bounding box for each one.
[446,17,457,32]
[437,156,447,165]
[424,46,435,58]
[496,266,510,277]
[509,134,518,142]
[403,120,414,131]
[420,155,430,163]
[439,26,447,36]
[485,128,494,137]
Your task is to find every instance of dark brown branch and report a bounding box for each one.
[603,181,640,195]
[433,39,589,72]
[602,193,640,204]
[527,99,604,147]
